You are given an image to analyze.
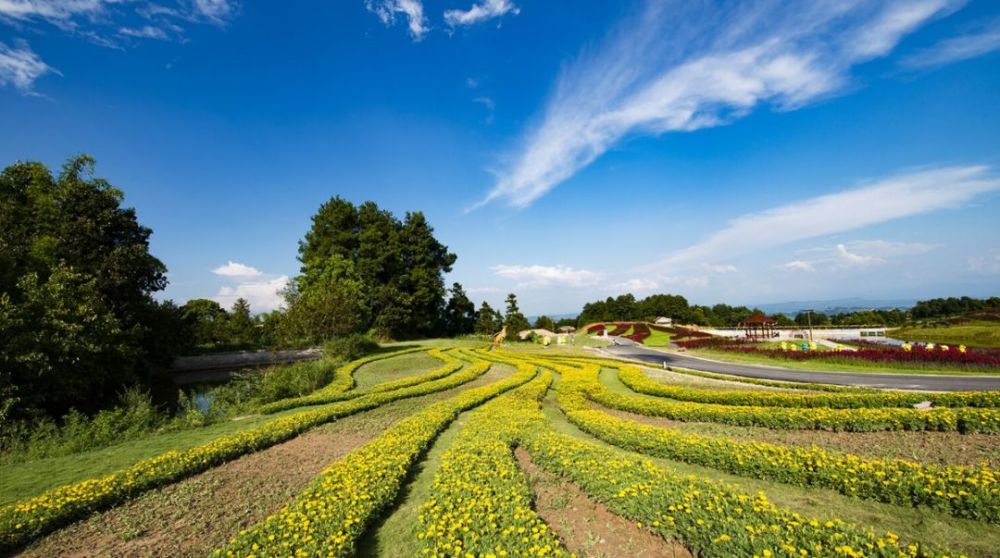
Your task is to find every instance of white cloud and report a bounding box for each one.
[649,166,999,269]
[193,0,238,24]
[702,263,737,274]
[491,264,601,288]
[778,260,816,272]
[968,254,1000,274]
[476,0,959,208]
[366,0,428,40]
[212,260,263,279]
[214,276,289,313]
[0,1,236,51]
[612,278,659,292]
[834,243,882,268]
[901,19,1000,69]
[444,0,518,28]
[0,40,57,93]
[119,25,170,40]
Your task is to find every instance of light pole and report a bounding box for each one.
[802,309,815,341]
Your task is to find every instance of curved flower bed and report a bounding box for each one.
[0,353,493,553]
[608,322,631,336]
[698,343,1000,368]
[627,322,652,343]
[587,323,606,334]
[212,360,540,558]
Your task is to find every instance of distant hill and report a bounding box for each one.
[525,312,579,324]
[755,298,916,317]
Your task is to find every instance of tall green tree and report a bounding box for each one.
[504,293,531,339]
[182,298,229,346]
[1,156,170,419]
[227,298,258,346]
[444,283,476,336]
[474,301,502,335]
[533,315,555,331]
[294,196,455,340]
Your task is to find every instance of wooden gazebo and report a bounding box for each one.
[740,313,777,341]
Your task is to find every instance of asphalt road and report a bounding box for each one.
[600,339,1000,392]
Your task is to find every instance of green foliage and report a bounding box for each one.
[295,197,455,340]
[0,156,170,421]
[503,293,531,339]
[281,256,371,345]
[443,283,476,336]
[533,314,555,331]
[474,301,502,335]
[323,333,380,361]
[911,296,1000,320]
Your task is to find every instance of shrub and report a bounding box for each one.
[323,334,380,361]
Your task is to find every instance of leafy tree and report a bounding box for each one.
[794,311,830,327]
[0,156,170,420]
[182,298,229,346]
[281,255,370,344]
[554,317,578,329]
[533,315,555,331]
[227,298,258,346]
[474,301,502,335]
[295,197,455,340]
[444,283,476,336]
[504,293,531,339]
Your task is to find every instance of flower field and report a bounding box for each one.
[4,344,999,556]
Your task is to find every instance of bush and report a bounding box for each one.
[323,334,380,361]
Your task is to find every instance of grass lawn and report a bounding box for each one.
[539,389,1000,558]
[353,351,447,389]
[891,321,1000,349]
[687,348,1000,375]
[643,328,672,347]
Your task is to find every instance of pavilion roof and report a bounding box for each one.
[741,313,777,324]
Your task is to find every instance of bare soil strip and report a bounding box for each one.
[16,365,513,558]
[515,447,692,558]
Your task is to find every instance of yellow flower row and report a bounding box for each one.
[547,358,1000,432]
[553,355,1000,409]
[211,357,539,557]
[491,351,966,557]
[0,349,491,553]
[548,363,998,522]
[260,347,458,413]
[417,367,573,558]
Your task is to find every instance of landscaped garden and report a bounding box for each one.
[3,342,999,557]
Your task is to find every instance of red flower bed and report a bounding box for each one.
[676,337,750,349]
[693,341,1000,368]
[586,324,606,334]
[627,323,651,343]
[608,323,631,336]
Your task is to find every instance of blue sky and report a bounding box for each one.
[2,0,999,316]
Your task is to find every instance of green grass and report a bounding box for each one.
[643,328,673,347]
[892,321,1000,349]
[538,390,1000,558]
[688,348,1000,375]
[353,352,447,389]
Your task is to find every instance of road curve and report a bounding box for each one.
[600,339,1000,392]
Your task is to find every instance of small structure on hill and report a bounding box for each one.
[557,325,576,334]
[655,316,672,326]
[741,313,777,341]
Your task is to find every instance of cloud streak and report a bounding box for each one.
[366,0,429,40]
[651,166,999,269]
[901,18,1000,69]
[477,0,959,208]
[444,0,518,28]
[491,264,601,288]
[0,40,58,93]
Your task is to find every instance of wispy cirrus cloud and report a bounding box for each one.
[651,165,999,269]
[0,40,58,93]
[0,0,238,52]
[366,0,428,40]
[445,0,518,28]
[476,0,961,209]
[901,18,1000,69]
[491,264,602,288]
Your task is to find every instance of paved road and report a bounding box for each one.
[600,339,1000,392]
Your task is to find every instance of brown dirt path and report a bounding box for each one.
[16,364,513,557]
[515,447,691,558]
